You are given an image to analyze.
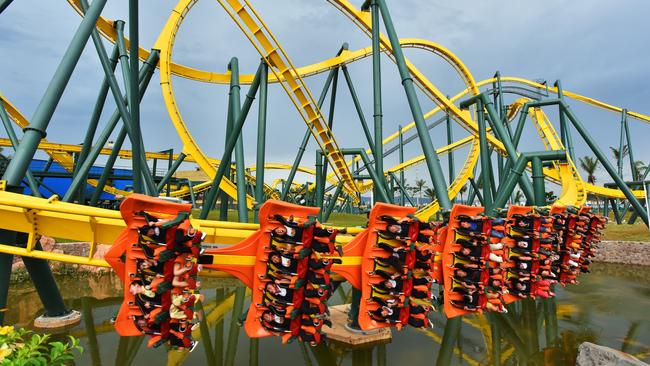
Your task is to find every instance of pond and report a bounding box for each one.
[6,262,650,365]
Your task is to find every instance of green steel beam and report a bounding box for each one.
[113,19,155,194]
[469,176,485,206]
[389,171,415,206]
[129,0,144,193]
[491,151,566,214]
[322,181,344,222]
[200,63,264,219]
[320,65,340,186]
[74,44,119,181]
[253,61,269,223]
[446,108,455,187]
[531,156,546,206]
[220,78,235,221]
[62,50,159,202]
[554,81,576,162]
[371,0,385,203]
[622,109,638,180]
[229,58,248,223]
[561,101,648,225]
[315,150,324,219]
[477,102,493,210]
[0,98,42,197]
[460,94,535,204]
[342,65,376,158]
[155,153,186,193]
[89,127,128,206]
[376,0,451,209]
[341,148,391,203]
[0,0,14,14]
[398,124,405,205]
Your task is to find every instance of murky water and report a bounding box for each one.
[6,262,650,366]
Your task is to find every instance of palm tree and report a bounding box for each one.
[633,160,647,180]
[610,145,629,174]
[578,156,599,184]
[513,190,524,205]
[579,156,600,208]
[424,188,436,203]
[414,179,426,207]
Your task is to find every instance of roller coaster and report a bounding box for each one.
[0,0,648,362]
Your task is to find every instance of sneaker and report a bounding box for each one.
[189,340,199,353]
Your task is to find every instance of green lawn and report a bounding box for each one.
[603,222,650,242]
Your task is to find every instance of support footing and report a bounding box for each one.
[33,310,81,329]
[322,304,392,347]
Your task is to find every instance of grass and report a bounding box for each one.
[603,222,650,242]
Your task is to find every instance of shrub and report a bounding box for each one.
[0,326,83,365]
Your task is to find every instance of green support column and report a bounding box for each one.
[74,44,119,180]
[156,153,186,193]
[229,58,248,223]
[185,179,196,208]
[342,65,376,158]
[561,102,648,225]
[446,109,455,187]
[398,125,405,205]
[622,109,637,180]
[461,94,535,203]
[370,0,385,202]
[89,127,127,205]
[320,66,339,184]
[322,182,344,222]
[113,19,155,194]
[477,101,493,210]
[0,98,42,197]
[376,0,452,209]
[389,171,415,206]
[341,149,390,203]
[280,66,338,201]
[0,0,108,324]
[491,151,566,213]
[531,156,546,206]
[128,0,144,193]
[63,50,159,202]
[0,0,14,14]
[618,110,626,178]
[315,151,324,219]
[554,80,576,162]
[200,63,264,219]
[220,83,234,221]
[253,61,269,223]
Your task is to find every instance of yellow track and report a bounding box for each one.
[216,0,359,199]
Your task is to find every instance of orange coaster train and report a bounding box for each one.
[108,196,606,345]
[107,195,203,350]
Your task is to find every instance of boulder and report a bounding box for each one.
[576,342,648,366]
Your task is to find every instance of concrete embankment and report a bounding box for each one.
[594,241,650,266]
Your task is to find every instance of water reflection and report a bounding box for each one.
[6,262,650,366]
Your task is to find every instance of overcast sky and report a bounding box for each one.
[1,0,649,191]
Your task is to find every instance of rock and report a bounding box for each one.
[576,342,648,366]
